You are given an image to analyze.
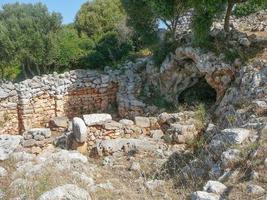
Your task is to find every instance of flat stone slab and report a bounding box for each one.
[96,138,160,156]
[83,114,112,126]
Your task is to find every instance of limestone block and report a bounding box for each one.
[134,116,150,128]
[83,113,112,126]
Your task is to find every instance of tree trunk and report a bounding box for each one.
[224,0,234,32]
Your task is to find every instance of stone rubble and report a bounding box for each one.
[0,13,266,199]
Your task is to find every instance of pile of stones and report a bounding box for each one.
[22,128,53,154]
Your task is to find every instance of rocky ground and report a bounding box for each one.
[0,11,267,200]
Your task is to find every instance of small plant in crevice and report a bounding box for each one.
[195,103,207,130]
[226,114,237,128]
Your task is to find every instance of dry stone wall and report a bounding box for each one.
[0,82,18,134]
[0,70,119,134]
[0,59,149,134]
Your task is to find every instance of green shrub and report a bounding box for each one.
[233,0,267,17]
[224,48,240,63]
[152,38,178,67]
[81,31,133,69]
[139,85,175,111]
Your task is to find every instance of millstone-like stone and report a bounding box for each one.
[72,117,87,143]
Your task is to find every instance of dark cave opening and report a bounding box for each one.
[178,78,217,106]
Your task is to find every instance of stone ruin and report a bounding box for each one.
[0,59,148,135]
[0,25,261,155]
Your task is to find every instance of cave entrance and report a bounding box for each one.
[178,78,217,106]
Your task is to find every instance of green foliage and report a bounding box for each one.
[224,48,240,63]
[52,25,94,72]
[80,31,133,69]
[195,103,206,126]
[75,0,126,38]
[191,0,226,47]
[122,0,158,47]
[233,0,267,17]
[139,85,175,111]
[0,3,62,79]
[153,39,178,66]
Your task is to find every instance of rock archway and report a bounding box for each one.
[157,47,235,104]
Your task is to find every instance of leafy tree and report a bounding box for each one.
[0,3,62,79]
[122,0,190,45]
[75,0,125,38]
[121,0,158,46]
[0,22,16,79]
[146,0,190,39]
[52,25,94,72]
[191,0,226,46]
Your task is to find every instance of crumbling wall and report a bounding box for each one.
[0,70,120,134]
[0,82,18,134]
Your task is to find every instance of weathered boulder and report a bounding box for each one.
[83,114,112,126]
[203,180,227,195]
[0,134,22,161]
[38,184,91,200]
[219,128,251,145]
[191,191,220,200]
[72,117,87,143]
[134,116,150,128]
[150,130,164,141]
[221,149,241,168]
[209,128,250,155]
